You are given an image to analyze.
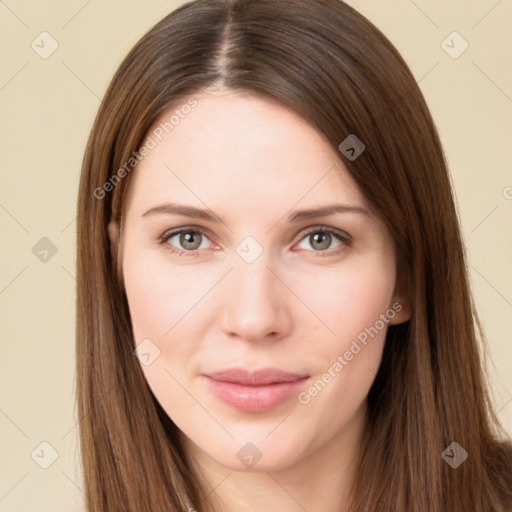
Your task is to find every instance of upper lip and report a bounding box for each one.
[204,367,309,386]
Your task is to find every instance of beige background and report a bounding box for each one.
[1,1,511,510]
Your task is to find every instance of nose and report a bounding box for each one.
[219,252,293,342]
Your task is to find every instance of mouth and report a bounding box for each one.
[202,367,310,413]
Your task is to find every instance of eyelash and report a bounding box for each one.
[158,226,352,258]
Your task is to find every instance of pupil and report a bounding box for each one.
[182,231,200,249]
[312,232,330,250]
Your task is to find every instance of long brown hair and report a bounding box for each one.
[75,0,512,510]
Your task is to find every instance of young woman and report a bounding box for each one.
[75,0,512,510]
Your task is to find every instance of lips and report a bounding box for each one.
[205,367,308,386]
[203,367,309,412]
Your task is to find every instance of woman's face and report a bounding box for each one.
[116,89,410,472]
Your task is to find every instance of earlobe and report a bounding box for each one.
[108,220,120,264]
[388,275,412,325]
[388,294,412,325]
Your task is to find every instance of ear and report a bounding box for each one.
[108,220,120,265]
[388,275,411,325]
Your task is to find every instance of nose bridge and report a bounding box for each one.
[234,248,275,299]
[220,245,290,340]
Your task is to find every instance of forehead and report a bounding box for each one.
[125,90,367,218]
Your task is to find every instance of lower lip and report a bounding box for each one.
[204,376,309,413]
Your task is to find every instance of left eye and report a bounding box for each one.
[294,228,350,255]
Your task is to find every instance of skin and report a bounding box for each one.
[110,88,410,512]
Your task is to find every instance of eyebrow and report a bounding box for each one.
[142,202,370,223]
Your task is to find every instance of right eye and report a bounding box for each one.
[159,227,215,256]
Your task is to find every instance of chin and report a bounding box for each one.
[197,430,313,473]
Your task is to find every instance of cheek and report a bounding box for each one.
[293,259,395,402]
[122,251,210,419]
[297,258,396,348]
[122,248,207,348]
